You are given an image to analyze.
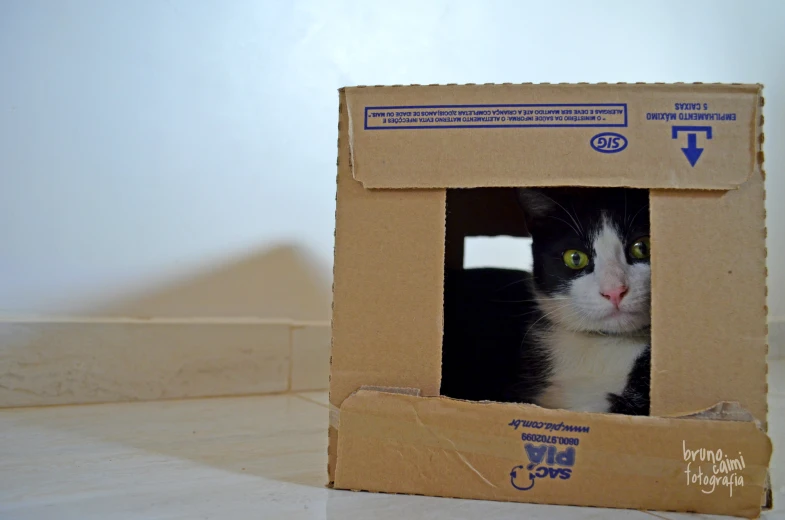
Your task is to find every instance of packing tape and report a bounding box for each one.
[329,404,341,430]
[330,385,422,431]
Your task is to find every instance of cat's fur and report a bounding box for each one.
[440,187,651,415]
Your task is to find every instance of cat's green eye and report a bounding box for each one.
[630,236,651,259]
[563,249,589,270]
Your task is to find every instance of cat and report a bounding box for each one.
[440,187,651,415]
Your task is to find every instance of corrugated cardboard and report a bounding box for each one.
[329,83,770,518]
[345,84,757,190]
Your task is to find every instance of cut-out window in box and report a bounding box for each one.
[463,236,533,271]
[442,186,652,418]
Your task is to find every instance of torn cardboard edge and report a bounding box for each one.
[670,401,758,424]
[330,389,765,432]
[343,81,761,88]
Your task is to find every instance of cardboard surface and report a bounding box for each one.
[335,391,771,519]
[329,83,769,517]
[650,173,768,424]
[345,84,760,190]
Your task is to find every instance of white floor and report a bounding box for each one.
[1,362,783,520]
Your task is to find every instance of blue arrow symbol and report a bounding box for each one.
[681,133,703,167]
[672,126,711,168]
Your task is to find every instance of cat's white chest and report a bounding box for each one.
[537,329,647,413]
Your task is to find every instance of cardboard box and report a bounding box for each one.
[328,83,771,518]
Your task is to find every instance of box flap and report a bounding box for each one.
[649,166,768,425]
[334,391,772,519]
[345,83,761,190]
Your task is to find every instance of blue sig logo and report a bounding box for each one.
[590,132,628,154]
[510,443,575,491]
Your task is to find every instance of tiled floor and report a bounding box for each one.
[1,362,783,520]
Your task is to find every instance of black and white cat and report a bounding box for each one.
[440,187,651,415]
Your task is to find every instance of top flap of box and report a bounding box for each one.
[345,83,761,190]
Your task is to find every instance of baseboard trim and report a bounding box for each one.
[1,317,778,409]
[0,315,328,325]
[0,319,330,408]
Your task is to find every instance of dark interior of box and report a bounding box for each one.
[444,188,530,270]
[441,187,534,404]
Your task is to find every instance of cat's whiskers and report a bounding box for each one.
[495,277,531,291]
[546,215,581,236]
[569,201,585,235]
[627,203,649,231]
[623,190,629,228]
[520,302,573,345]
[538,192,585,238]
[491,296,569,304]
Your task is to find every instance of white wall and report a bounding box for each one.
[1,0,784,318]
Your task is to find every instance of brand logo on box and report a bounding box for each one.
[590,132,628,154]
[510,443,575,491]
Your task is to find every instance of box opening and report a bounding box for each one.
[441,186,652,417]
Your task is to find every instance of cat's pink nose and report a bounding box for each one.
[601,286,628,308]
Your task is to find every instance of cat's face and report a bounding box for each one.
[518,187,651,334]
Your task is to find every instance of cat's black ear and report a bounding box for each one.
[516,188,555,223]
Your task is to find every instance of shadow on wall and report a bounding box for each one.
[99,243,333,322]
